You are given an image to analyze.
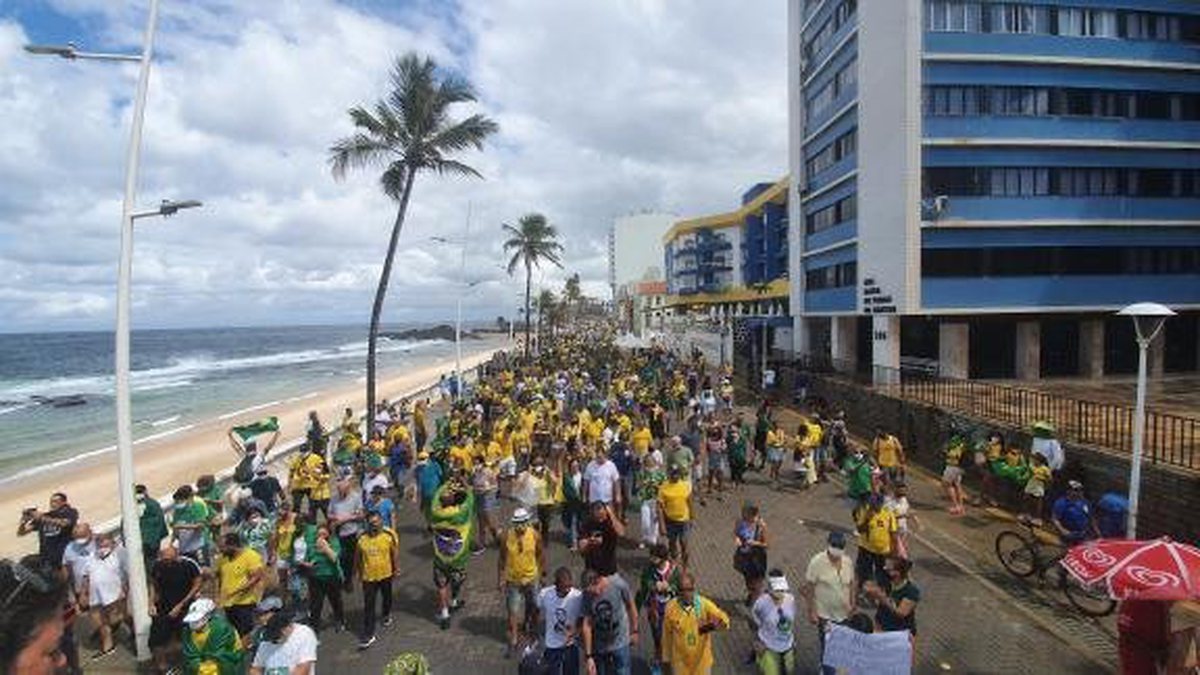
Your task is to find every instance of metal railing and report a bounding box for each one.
[769,352,1200,472]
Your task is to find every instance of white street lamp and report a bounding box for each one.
[26,0,163,661]
[1116,301,1175,539]
[24,42,141,62]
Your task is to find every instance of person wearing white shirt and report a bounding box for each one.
[752,570,797,675]
[582,452,620,508]
[537,567,584,675]
[81,533,128,659]
[251,610,318,675]
[61,523,96,601]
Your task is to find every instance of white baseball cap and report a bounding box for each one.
[183,597,216,626]
[768,575,789,593]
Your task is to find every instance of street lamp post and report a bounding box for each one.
[1116,301,1175,539]
[27,1,169,661]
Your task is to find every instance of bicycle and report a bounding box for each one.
[994,522,1116,617]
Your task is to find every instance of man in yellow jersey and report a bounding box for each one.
[872,427,906,486]
[631,420,653,458]
[216,532,265,640]
[657,466,694,567]
[355,511,399,649]
[498,507,545,658]
[661,571,730,675]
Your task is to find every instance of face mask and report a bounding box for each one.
[827,546,844,558]
[135,494,145,503]
[98,547,113,558]
[250,515,263,524]
[190,618,209,631]
[74,537,91,546]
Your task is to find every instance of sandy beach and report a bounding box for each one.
[0,344,503,558]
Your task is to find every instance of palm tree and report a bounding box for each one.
[563,273,582,320]
[536,289,556,345]
[503,213,564,357]
[329,52,497,424]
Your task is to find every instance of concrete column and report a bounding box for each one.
[1016,321,1041,381]
[938,322,969,380]
[792,316,811,355]
[1079,319,1104,378]
[872,315,902,385]
[832,316,858,372]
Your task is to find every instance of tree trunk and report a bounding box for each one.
[523,258,532,358]
[366,169,416,437]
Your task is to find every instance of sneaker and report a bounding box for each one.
[382,616,393,628]
[471,547,487,557]
[91,646,117,661]
[334,622,347,633]
[439,615,450,630]
[451,597,465,612]
[358,635,377,650]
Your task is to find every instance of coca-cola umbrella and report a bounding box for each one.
[1060,537,1200,601]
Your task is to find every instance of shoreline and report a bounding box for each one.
[0,343,504,558]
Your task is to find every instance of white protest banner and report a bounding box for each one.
[821,623,912,675]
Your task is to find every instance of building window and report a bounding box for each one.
[924,85,1200,121]
[805,195,856,234]
[806,260,857,290]
[803,0,857,69]
[988,4,1050,34]
[923,246,1200,277]
[1057,8,1119,38]
[805,128,857,180]
[924,167,1200,198]
[926,0,983,32]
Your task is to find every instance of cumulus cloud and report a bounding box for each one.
[0,0,785,332]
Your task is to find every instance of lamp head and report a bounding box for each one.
[24,43,78,58]
[1117,302,1175,344]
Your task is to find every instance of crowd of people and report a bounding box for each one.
[7,321,1188,675]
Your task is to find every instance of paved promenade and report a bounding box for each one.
[91,416,1117,674]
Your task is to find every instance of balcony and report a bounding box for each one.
[930,196,1200,223]
[925,32,1200,67]
[925,116,1200,145]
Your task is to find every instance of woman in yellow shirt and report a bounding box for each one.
[662,571,730,675]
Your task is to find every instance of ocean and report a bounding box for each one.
[0,324,496,485]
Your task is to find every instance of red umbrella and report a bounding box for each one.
[1060,537,1200,601]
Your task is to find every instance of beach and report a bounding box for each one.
[0,344,502,558]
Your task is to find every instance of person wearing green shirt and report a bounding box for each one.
[727,424,749,486]
[135,484,169,571]
[181,597,243,675]
[302,522,346,632]
[843,449,873,506]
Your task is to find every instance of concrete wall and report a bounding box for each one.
[804,375,1199,543]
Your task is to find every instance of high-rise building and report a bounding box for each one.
[788,0,1200,380]
[609,213,675,298]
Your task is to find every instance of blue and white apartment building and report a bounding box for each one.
[788,0,1200,380]
[663,178,791,333]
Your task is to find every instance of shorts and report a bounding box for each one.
[942,466,964,485]
[767,447,784,464]
[149,613,184,648]
[708,452,728,474]
[433,561,466,591]
[692,463,705,482]
[475,490,499,513]
[1024,480,1045,498]
[505,582,538,616]
[665,519,690,543]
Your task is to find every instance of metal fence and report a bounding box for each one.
[768,352,1200,472]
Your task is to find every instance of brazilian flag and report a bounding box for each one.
[430,484,474,570]
[231,417,279,443]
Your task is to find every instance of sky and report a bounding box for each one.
[0,0,787,332]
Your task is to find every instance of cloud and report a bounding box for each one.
[0,0,785,331]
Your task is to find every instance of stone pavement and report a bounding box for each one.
[88,415,1118,674]
[91,464,1112,674]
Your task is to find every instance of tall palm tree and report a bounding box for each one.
[329,52,497,424]
[563,273,582,320]
[536,289,556,345]
[503,213,564,357]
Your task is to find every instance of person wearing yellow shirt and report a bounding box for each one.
[854,494,897,591]
[386,422,411,450]
[355,511,399,648]
[657,467,694,568]
[872,428,906,486]
[448,437,474,473]
[498,508,545,658]
[661,571,730,675]
[215,533,266,639]
[765,424,786,487]
[631,422,653,458]
[413,400,428,451]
